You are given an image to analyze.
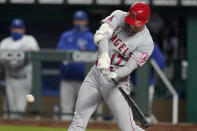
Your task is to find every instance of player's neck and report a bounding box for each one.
[132,26,145,33]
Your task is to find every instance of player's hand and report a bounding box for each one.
[106,72,117,82]
[97,52,110,70]
[102,70,117,82]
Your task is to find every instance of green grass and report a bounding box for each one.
[0,125,117,131]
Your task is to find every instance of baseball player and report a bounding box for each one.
[57,10,97,121]
[68,2,154,131]
[0,18,39,119]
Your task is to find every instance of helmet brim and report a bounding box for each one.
[125,15,146,27]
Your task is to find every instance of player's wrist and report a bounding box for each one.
[97,52,110,70]
[100,52,109,58]
[105,72,117,82]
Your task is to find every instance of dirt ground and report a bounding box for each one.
[0,119,197,131]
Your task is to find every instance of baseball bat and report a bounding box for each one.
[112,79,149,129]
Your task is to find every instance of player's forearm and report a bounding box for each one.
[94,23,113,46]
[94,23,114,70]
[115,60,138,78]
[95,23,114,54]
[98,38,109,54]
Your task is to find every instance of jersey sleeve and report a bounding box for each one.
[0,38,7,50]
[130,42,154,66]
[57,32,71,50]
[57,33,66,49]
[28,36,40,51]
[101,10,126,30]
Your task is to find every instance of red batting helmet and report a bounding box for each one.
[125,2,151,27]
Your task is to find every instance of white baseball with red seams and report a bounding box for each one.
[68,10,154,131]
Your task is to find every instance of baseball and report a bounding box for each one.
[26,94,35,103]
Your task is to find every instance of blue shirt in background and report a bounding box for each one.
[57,28,97,81]
[150,43,166,85]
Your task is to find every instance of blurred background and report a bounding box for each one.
[0,0,197,130]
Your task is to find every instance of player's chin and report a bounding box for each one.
[130,25,145,32]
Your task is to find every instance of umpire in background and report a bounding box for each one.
[57,10,97,121]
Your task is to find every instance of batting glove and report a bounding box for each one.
[97,52,110,70]
[103,71,117,82]
[107,72,117,81]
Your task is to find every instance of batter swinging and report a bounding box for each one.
[68,2,154,131]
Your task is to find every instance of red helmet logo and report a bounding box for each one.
[125,2,151,27]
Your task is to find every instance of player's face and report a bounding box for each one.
[74,19,88,26]
[10,27,25,34]
[129,25,145,33]
[74,19,88,31]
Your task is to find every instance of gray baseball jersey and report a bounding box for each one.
[102,10,154,70]
[68,10,153,131]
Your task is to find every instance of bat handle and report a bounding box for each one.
[111,78,120,88]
